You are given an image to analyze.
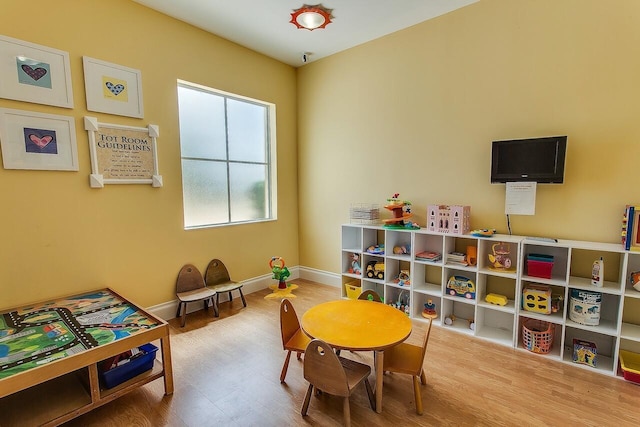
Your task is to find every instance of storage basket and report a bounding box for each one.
[619,350,640,384]
[100,343,158,389]
[527,258,554,279]
[344,282,361,299]
[522,319,555,354]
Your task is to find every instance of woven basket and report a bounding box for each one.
[522,318,555,354]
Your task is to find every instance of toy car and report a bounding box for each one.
[446,275,475,299]
[485,293,507,306]
[366,260,384,280]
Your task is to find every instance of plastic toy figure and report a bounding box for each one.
[396,270,410,287]
[270,257,290,289]
[349,253,361,275]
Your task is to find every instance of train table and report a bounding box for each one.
[0,288,173,426]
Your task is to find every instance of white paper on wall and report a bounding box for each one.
[505,182,536,215]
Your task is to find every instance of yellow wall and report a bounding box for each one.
[3,0,640,310]
[297,0,640,273]
[0,0,299,309]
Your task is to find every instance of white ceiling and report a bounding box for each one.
[132,0,479,67]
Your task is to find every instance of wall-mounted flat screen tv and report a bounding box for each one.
[491,136,567,183]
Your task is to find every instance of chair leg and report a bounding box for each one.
[301,384,313,416]
[239,288,247,307]
[180,302,187,328]
[296,351,303,361]
[364,378,375,411]
[413,375,423,415]
[212,296,219,318]
[420,368,427,385]
[343,397,351,427]
[176,302,182,318]
[228,291,233,302]
[280,350,292,383]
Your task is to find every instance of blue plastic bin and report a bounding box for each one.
[100,343,158,389]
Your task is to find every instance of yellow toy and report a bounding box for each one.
[366,260,385,280]
[523,285,552,314]
[485,293,507,306]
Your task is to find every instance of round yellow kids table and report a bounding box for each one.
[301,299,412,413]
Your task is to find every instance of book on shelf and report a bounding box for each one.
[625,205,635,251]
[620,205,631,249]
[447,251,468,266]
[631,206,640,252]
[415,251,442,262]
[623,204,640,251]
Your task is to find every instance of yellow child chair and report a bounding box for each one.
[279,299,311,383]
[357,289,383,302]
[301,339,375,426]
[382,317,433,414]
[175,264,218,327]
[204,258,246,314]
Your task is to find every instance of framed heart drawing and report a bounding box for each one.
[83,57,144,118]
[0,35,74,108]
[0,108,78,171]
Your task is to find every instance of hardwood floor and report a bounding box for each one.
[63,280,640,427]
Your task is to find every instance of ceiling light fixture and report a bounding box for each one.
[290,4,334,31]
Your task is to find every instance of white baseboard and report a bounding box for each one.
[147,266,339,321]
[298,266,341,287]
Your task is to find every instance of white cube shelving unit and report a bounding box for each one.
[341,224,640,379]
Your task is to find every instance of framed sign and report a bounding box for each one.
[83,57,144,118]
[0,108,78,171]
[0,35,74,108]
[84,117,161,188]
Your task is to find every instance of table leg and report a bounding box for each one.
[160,335,174,395]
[375,350,383,413]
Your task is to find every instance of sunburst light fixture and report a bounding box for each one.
[290,4,334,31]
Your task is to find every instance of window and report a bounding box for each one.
[177,81,276,228]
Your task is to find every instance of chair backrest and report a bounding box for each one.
[280,299,302,347]
[205,258,231,286]
[419,317,434,363]
[358,289,382,302]
[176,264,206,293]
[303,339,349,397]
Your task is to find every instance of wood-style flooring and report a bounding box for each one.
[63,280,640,426]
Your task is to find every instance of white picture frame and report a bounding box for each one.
[0,35,74,108]
[84,116,162,188]
[83,57,144,118]
[0,108,78,171]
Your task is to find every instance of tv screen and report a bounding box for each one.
[491,136,567,183]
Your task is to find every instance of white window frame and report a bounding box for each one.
[177,79,277,229]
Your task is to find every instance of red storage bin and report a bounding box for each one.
[527,260,553,279]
